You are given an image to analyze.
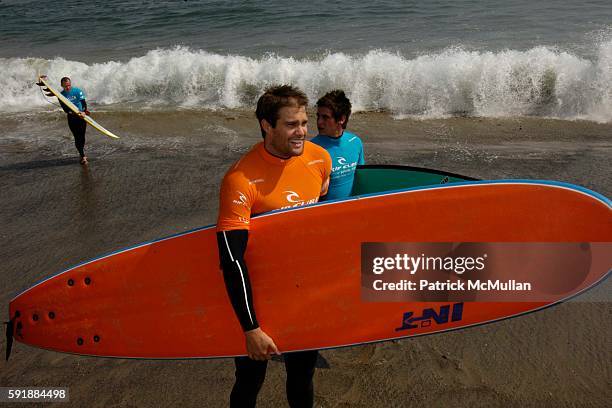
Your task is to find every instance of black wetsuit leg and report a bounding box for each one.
[67,114,86,157]
[285,350,319,408]
[230,356,268,408]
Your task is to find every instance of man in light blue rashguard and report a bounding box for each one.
[59,77,90,164]
[311,90,365,200]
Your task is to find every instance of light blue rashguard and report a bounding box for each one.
[60,87,86,111]
[311,131,365,200]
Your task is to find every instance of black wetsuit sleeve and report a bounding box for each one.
[216,229,259,332]
[59,100,72,114]
[81,100,88,111]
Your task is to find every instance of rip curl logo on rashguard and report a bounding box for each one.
[332,156,358,178]
[285,191,301,203]
[232,191,248,206]
[281,190,317,209]
[308,159,323,166]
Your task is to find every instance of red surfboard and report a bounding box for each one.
[7,179,611,359]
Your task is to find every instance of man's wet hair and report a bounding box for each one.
[316,90,352,129]
[60,77,71,86]
[255,85,308,138]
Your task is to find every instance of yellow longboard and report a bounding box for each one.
[37,76,120,139]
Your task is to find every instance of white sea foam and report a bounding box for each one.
[1,41,611,123]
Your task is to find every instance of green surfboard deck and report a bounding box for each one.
[352,165,478,196]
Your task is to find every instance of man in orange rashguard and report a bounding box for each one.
[216,85,332,408]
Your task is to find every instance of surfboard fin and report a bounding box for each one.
[4,318,14,361]
[315,353,330,369]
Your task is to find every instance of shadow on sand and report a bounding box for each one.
[0,157,84,171]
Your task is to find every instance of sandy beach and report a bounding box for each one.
[1,111,610,407]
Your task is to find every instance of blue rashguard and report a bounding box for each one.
[60,87,86,112]
[311,131,365,200]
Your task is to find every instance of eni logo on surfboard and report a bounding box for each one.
[395,303,464,331]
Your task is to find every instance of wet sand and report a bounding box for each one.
[0,111,610,407]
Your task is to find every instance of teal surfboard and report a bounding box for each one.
[352,165,478,195]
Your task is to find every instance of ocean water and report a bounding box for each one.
[0,0,611,122]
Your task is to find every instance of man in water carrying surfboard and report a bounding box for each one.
[59,77,90,165]
[216,85,332,407]
[311,90,365,200]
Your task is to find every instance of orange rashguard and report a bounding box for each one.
[217,141,332,231]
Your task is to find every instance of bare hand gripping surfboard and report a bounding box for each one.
[7,167,612,359]
[36,75,120,139]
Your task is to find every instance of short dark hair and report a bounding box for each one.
[316,90,352,129]
[255,85,308,138]
[60,77,71,85]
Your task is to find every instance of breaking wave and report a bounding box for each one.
[1,40,611,122]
